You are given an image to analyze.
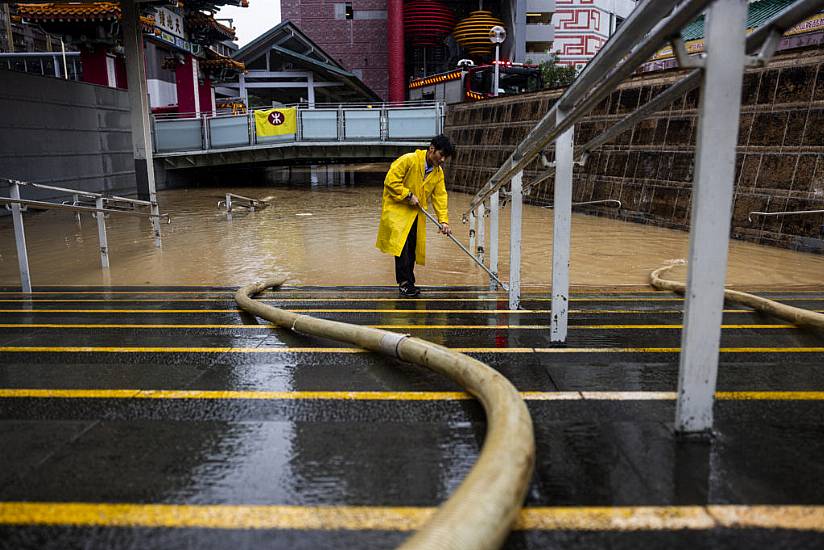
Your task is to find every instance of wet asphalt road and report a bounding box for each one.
[0,286,823,549]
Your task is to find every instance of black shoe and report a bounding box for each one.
[399,284,420,298]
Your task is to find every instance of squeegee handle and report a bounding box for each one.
[418,206,508,291]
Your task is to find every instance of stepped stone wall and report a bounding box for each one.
[444,47,824,253]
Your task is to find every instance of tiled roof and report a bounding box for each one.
[16,2,121,22]
[187,10,236,40]
[201,50,245,71]
[681,0,803,41]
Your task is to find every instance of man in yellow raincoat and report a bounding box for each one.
[376,135,455,297]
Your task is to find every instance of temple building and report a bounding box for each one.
[11,1,248,115]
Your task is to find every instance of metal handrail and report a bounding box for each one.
[748,209,824,223]
[3,178,167,293]
[218,193,269,212]
[469,0,824,218]
[1,178,154,208]
[0,52,80,58]
[544,200,622,210]
[0,197,167,219]
[153,101,443,152]
[454,0,824,434]
[466,0,714,216]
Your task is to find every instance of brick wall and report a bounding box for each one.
[281,0,389,100]
[444,46,824,253]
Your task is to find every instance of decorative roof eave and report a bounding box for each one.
[187,10,236,41]
[202,49,245,72]
[16,2,121,23]
[17,3,154,30]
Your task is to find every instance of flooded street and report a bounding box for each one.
[1,176,823,288]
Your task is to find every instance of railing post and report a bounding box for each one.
[475,202,485,263]
[150,201,162,247]
[94,197,110,269]
[72,193,81,224]
[468,210,476,259]
[550,111,574,343]
[9,183,32,293]
[676,0,748,434]
[508,171,523,310]
[489,191,500,290]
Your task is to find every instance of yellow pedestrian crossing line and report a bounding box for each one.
[0,502,821,531]
[0,346,823,353]
[0,389,822,401]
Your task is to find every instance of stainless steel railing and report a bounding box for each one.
[0,51,81,80]
[1,177,167,292]
[460,0,824,433]
[151,102,445,153]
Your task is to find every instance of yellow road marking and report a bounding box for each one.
[0,502,821,531]
[1,389,822,401]
[0,323,797,330]
[1,346,823,354]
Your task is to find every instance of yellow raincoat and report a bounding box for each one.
[375,149,449,265]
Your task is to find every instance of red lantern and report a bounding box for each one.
[404,0,456,47]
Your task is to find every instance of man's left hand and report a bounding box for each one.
[439,223,452,236]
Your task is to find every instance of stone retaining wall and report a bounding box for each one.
[444,46,824,253]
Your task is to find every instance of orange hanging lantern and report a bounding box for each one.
[452,10,505,58]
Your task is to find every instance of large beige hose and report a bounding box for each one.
[235,278,535,550]
[650,260,824,331]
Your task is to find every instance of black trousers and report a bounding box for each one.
[395,218,417,287]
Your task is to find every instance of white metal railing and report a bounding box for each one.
[1,178,167,292]
[151,101,445,153]
[462,0,824,433]
[0,51,82,81]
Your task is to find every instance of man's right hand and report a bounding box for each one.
[406,193,419,206]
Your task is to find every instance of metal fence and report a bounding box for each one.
[462,0,824,433]
[1,178,165,292]
[0,51,81,81]
[152,102,445,153]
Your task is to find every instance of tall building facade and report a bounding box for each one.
[281,1,557,101]
[551,0,637,70]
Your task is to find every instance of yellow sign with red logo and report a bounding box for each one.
[254,108,297,137]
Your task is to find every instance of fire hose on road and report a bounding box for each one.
[236,278,535,550]
[650,260,824,331]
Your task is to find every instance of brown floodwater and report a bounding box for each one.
[2,176,823,289]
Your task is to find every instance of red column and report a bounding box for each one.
[80,45,110,86]
[114,55,128,89]
[175,54,198,115]
[198,74,213,115]
[387,0,405,103]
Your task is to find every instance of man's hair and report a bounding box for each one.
[430,134,455,157]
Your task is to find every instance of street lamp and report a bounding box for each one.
[488,25,506,97]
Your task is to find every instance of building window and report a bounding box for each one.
[526,12,552,25]
[526,41,552,54]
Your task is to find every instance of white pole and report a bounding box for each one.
[476,203,485,263]
[508,171,523,309]
[676,0,748,433]
[60,39,68,79]
[95,197,110,269]
[489,191,499,290]
[550,111,574,343]
[493,44,500,97]
[9,183,32,293]
[468,210,476,258]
